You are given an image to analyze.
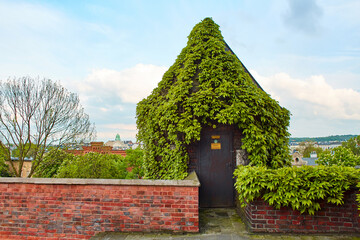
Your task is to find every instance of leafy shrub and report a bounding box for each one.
[0,159,12,177]
[0,147,12,177]
[33,148,144,179]
[124,148,144,179]
[316,146,360,167]
[56,152,129,179]
[234,165,360,214]
[33,149,70,178]
[342,135,360,156]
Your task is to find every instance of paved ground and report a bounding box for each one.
[91,208,360,240]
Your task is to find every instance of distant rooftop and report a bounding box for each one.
[302,157,318,166]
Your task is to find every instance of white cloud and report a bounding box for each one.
[252,71,360,120]
[80,64,168,104]
[73,64,168,142]
[98,105,124,113]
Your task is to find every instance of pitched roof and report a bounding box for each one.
[223,41,264,91]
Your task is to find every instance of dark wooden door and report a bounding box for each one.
[199,127,234,207]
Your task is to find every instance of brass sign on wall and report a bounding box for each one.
[210,135,221,149]
[211,143,221,150]
[211,135,221,149]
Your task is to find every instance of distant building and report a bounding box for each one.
[105,134,130,150]
[303,151,318,166]
[67,142,126,157]
[291,151,307,166]
[290,141,342,154]
[289,142,302,152]
[315,142,342,150]
[302,157,318,166]
[6,157,33,178]
[115,133,121,141]
[310,151,317,158]
[290,149,318,166]
[131,143,140,149]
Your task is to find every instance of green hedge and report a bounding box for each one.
[234,165,360,214]
[32,148,144,179]
[56,152,129,179]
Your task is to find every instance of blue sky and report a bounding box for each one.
[1,0,360,141]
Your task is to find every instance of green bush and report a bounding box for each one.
[56,152,129,179]
[124,148,144,179]
[0,147,12,177]
[33,149,70,178]
[342,135,360,156]
[33,148,145,179]
[234,165,360,214]
[0,159,12,177]
[316,146,360,167]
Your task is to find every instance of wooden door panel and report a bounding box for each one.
[199,128,234,207]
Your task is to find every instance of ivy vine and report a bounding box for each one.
[234,165,360,215]
[136,18,291,179]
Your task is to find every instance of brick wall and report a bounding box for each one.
[238,189,360,233]
[0,175,200,239]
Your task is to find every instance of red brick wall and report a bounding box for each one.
[238,189,360,233]
[0,178,199,239]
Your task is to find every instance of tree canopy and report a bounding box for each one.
[0,146,11,177]
[0,77,95,177]
[136,18,291,180]
[32,148,70,178]
[290,135,357,143]
[342,135,360,156]
[296,141,323,158]
[56,152,128,179]
[316,146,360,167]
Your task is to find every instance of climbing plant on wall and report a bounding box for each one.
[136,18,291,179]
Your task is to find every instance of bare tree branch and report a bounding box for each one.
[0,77,95,177]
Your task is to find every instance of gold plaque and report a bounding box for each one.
[211,135,220,139]
[211,143,221,150]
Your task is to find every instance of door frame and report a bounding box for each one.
[197,125,235,208]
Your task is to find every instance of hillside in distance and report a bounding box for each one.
[290,135,358,143]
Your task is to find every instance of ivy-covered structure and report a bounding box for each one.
[136,18,290,206]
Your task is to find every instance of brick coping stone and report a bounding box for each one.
[0,171,200,186]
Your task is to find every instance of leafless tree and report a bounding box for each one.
[0,77,95,177]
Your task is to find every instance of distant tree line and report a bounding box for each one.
[290,135,358,143]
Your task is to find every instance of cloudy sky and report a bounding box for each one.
[0,0,359,141]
